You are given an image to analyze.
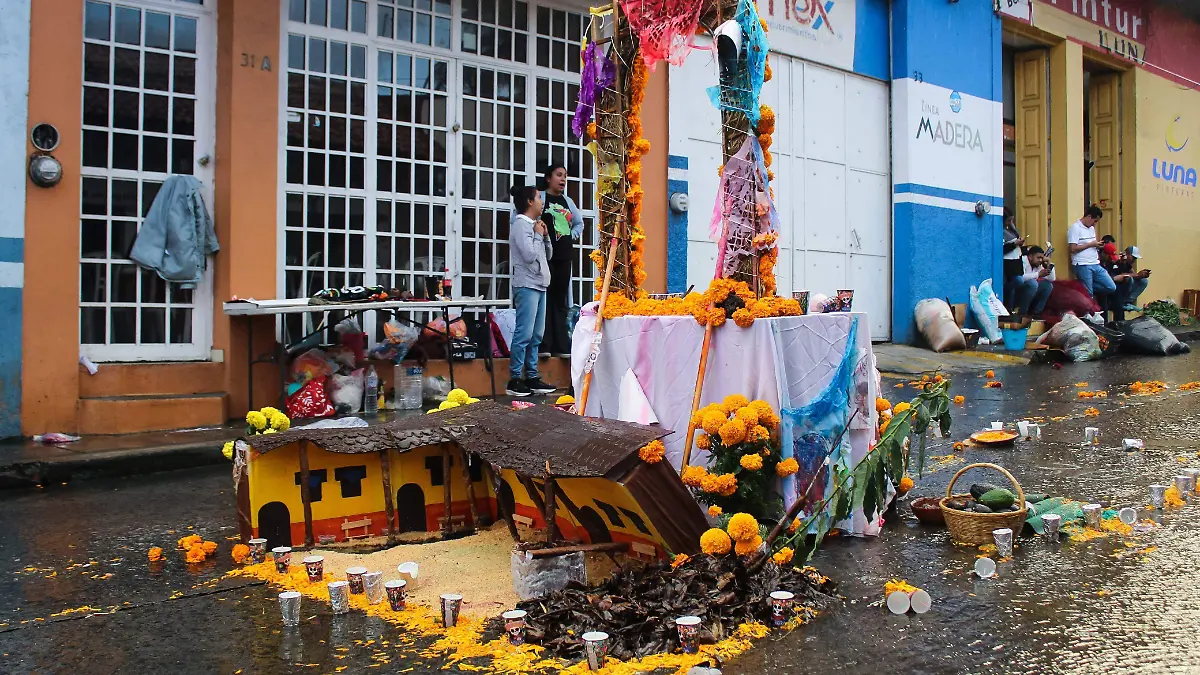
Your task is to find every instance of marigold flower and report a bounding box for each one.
[246,411,267,431]
[732,308,755,328]
[222,441,234,460]
[1084,407,1100,417]
[707,307,727,327]
[201,540,218,555]
[556,394,575,405]
[735,406,760,427]
[787,517,801,534]
[638,440,665,464]
[671,553,690,569]
[231,544,250,564]
[747,425,771,443]
[758,408,781,432]
[707,505,722,518]
[147,547,164,562]
[722,394,750,413]
[702,410,728,436]
[985,381,1004,389]
[985,370,995,378]
[739,453,764,471]
[681,465,708,488]
[185,545,206,564]
[702,473,738,497]
[695,432,712,450]
[438,400,460,410]
[700,528,732,555]
[177,534,202,550]
[719,418,748,446]
[898,476,915,493]
[875,398,892,413]
[734,535,764,557]
[750,399,774,418]
[727,513,760,542]
[772,547,794,566]
[893,402,912,415]
[448,388,470,405]
[776,457,799,477]
[954,395,965,405]
[270,413,291,431]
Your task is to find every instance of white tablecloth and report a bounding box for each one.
[572,306,884,535]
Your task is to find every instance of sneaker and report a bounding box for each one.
[1123,304,1140,312]
[552,353,572,359]
[526,378,558,395]
[506,379,531,397]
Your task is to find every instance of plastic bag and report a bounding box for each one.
[369,319,422,362]
[1120,316,1190,356]
[510,550,586,600]
[915,299,967,352]
[329,368,365,413]
[287,377,335,419]
[969,279,1008,343]
[291,348,334,385]
[334,316,362,334]
[424,375,451,402]
[1038,313,1101,362]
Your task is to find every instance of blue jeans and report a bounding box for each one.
[1117,276,1149,307]
[1013,277,1053,315]
[510,286,546,380]
[1072,264,1117,299]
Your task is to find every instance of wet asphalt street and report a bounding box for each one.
[5,351,1200,674]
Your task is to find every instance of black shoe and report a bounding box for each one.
[506,379,531,397]
[526,378,558,395]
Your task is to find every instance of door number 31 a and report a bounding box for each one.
[241,53,273,72]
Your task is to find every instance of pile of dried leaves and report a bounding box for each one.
[495,554,838,661]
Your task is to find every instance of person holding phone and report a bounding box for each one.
[1105,245,1151,312]
[1014,245,1055,317]
[1002,208,1025,310]
[1067,205,1117,302]
[506,184,558,397]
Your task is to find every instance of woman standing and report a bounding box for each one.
[537,164,584,357]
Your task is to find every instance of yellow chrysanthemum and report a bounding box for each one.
[707,505,722,518]
[726,513,760,542]
[776,457,799,477]
[246,411,267,430]
[438,400,460,410]
[681,465,708,488]
[735,406,760,427]
[270,413,291,431]
[695,433,711,450]
[638,440,665,464]
[722,394,751,414]
[734,535,763,557]
[221,441,234,460]
[739,453,764,471]
[700,528,732,555]
[263,428,277,434]
[772,547,794,566]
[556,395,575,405]
[260,407,281,418]
[447,388,470,405]
[893,401,912,415]
[747,425,771,443]
[719,418,748,446]
[702,410,728,436]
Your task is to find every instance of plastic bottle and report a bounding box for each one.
[396,364,424,410]
[442,268,453,299]
[364,366,380,414]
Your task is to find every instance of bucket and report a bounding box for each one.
[1001,326,1029,351]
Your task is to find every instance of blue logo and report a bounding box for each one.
[949,92,962,113]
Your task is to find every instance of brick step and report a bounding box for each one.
[80,361,225,398]
[77,393,229,435]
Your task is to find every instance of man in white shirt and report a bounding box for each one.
[1013,245,1055,316]
[1067,205,1117,302]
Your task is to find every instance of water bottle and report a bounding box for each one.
[395,365,424,410]
[364,366,380,414]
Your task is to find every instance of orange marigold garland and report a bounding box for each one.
[638,439,666,464]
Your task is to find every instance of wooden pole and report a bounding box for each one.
[456,447,479,534]
[486,463,522,543]
[528,542,629,558]
[297,442,315,547]
[379,449,397,543]
[542,461,560,543]
[681,325,714,468]
[441,445,453,539]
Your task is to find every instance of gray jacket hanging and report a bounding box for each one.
[130,175,218,286]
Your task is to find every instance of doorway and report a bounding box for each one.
[257,501,292,549]
[396,483,427,532]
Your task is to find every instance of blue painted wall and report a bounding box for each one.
[666,154,689,294]
[0,0,29,437]
[890,0,1004,345]
[854,0,890,81]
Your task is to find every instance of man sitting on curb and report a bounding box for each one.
[1105,245,1151,313]
[1013,245,1055,318]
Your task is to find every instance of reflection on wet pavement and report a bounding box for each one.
[5,353,1200,673]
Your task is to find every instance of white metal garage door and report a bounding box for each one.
[669,50,892,340]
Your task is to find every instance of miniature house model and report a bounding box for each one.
[239,402,707,559]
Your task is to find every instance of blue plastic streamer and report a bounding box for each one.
[705,0,769,126]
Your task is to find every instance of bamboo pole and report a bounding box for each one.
[441,445,453,539]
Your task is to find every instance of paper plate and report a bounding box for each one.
[970,430,1020,446]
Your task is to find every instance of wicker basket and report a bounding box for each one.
[939,463,1027,545]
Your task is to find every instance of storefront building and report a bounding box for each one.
[5,0,1200,436]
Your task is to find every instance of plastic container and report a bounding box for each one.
[395,365,424,410]
[364,366,380,413]
[1001,326,1030,351]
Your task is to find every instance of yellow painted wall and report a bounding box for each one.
[1132,71,1200,305]
[249,446,385,528]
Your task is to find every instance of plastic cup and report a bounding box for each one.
[1017,421,1030,438]
[974,557,997,578]
[441,593,463,628]
[1082,504,1102,529]
[364,571,385,605]
[502,609,528,645]
[768,590,794,627]
[1118,507,1138,525]
[1183,469,1200,493]
[1042,513,1062,539]
[675,616,701,653]
[992,528,1014,558]
[1084,427,1101,445]
[1031,424,1043,440]
[302,555,324,583]
[248,538,268,564]
[582,631,609,670]
[1150,484,1168,509]
[909,589,933,614]
[1175,476,1191,501]
[396,562,419,589]
[384,580,407,611]
[886,590,911,615]
[1123,438,1144,451]
[271,546,292,573]
[990,421,1004,431]
[836,289,854,311]
[328,581,350,615]
[279,591,302,627]
[792,290,810,315]
[346,566,368,594]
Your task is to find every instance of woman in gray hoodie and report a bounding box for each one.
[506,185,558,397]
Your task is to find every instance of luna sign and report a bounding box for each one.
[1152,115,1197,196]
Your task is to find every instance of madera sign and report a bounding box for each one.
[916,117,985,152]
